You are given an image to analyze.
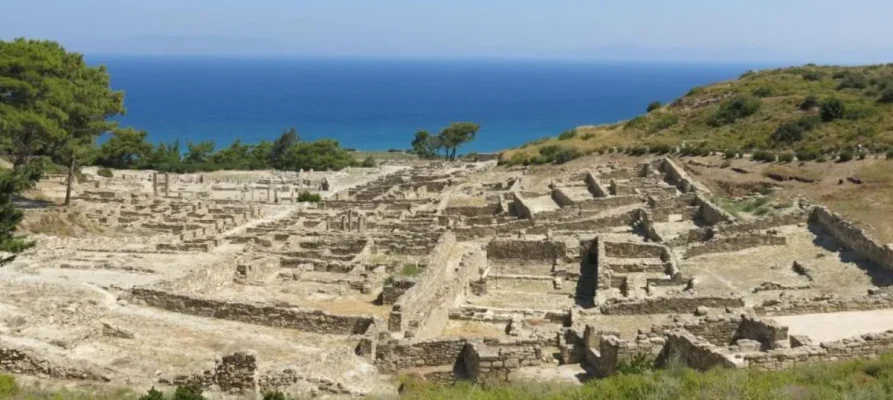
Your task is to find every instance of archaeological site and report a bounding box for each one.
[2,156,893,398]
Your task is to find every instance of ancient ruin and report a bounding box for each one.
[3,157,893,396]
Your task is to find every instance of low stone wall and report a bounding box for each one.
[375,339,468,372]
[811,206,893,270]
[744,330,893,371]
[684,234,786,259]
[652,315,788,349]
[660,330,742,371]
[233,256,280,285]
[527,209,640,235]
[381,279,416,305]
[445,203,501,217]
[603,241,667,259]
[0,343,108,381]
[755,294,893,316]
[551,188,576,207]
[487,240,566,262]
[584,330,664,377]
[449,306,569,324]
[511,192,534,220]
[130,288,373,335]
[600,295,745,315]
[694,194,736,225]
[585,172,610,198]
[661,158,701,194]
[463,342,542,382]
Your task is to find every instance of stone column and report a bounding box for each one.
[163,173,170,197]
[152,173,158,197]
[267,185,272,203]
[358,215,366,233]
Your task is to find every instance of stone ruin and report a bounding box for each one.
[3,157,893,395]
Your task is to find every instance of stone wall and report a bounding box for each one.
[603,241,668,259]
[233,256,280,285]
[660,330,742,371]
[660,158,700,194]
[375,339,468,372]
[130,288,374,335]
[381,279,416,305]
[389,232,468,339]
[585,172,610,198]
[487,240,566,262]
[445,204,501,218]
[694,194,736,225]
[0,343,108,381]
[754,294,893,316]
[584,331,664,377]
[684,234,786,259]
[463,342,543,382]
[600,295,745,315]
[810,206,893,270]
[511,192,534,220]
[526,209,640,235]
[744,330,893,371]
[551,188,576,207]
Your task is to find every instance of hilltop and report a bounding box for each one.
[501,64,893,164]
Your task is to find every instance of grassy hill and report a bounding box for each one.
[501,64,893,165]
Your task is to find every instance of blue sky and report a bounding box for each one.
[2,0,892,63]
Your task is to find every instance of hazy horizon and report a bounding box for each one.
[3,0,893,65]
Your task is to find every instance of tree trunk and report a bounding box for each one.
[64,157,76,206]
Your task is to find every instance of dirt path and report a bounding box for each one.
[772,309,893,343]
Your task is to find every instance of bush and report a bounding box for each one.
[838,150,854,162]
[360,156,376,168]
[649,144,672,155]
[801,69,824,81]
[646,101,662,112]
[557,129,578,140]
[878,88,893,104]
[97,167,114,178]
[709,95,761,126]
[800,94,818,110]
[796,149,820,161]
[651,114,679,131]
[752,150,776,162]
[297,192,322,203]
[752,86,773,97]
[778,152,795,163]
[887,149,893,159]
[837,72,869,90]
[552,148,581,164]
[723,150,737,159]
[263,391,292,400]
[820,97,846,121]
[139,387,165,400]
[628,146,648,156]
[0,374,19,396]
[771,115,821,143]
[173,386,205,400]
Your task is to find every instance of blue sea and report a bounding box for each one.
[89,56,770,153]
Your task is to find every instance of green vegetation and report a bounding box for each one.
[646,101,662,112]
[0,161,44,252]
[557,129,578,140]
[503,64,893,164]
[399,353,893,400]
[296,192,322,203]
[714,196,772,217]
[411,122,481,160]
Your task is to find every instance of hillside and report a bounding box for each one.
[501,64,893,164]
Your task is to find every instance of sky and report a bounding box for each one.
[2,0,893,63]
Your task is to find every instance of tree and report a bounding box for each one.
[184,141,215,164]
[708,95,761,126]
[0,160,44,254]
[820,97,846,122]
[145,141,182,171]
[280,139,354,171]
[0,39,126,205]
[879,88,893,104]
[211,139,252,169]
[95,128,153,169]
[438,122,480,160]
[646,101,662,112]
[270,127,299,169]
[411,130,439,159]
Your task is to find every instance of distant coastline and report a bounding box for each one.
[93,57,766,153]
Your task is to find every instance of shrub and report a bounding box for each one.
[796,149,820,161]
[97,167,114,178]
[838,150,854,162]
[263,391,292,400]
[820,97,846,121]
[139,387,165,400]
[360,156,376,168]
[723,150,737,159]
[771,115,821,143]
[297,192,322,202]
[778,152,795,163]
[649,144,672,155]
[173,385,205,400]
[739,70,755,79]
[837,72,869,90]
[397,263,423,277]
[552,148,581,164]
[800,94,818,110]
[887,149,893,159]
[0,374,19,396]
[651,114,679,131]
[628,146,648,156]
[801,69,824,81]
[624,116,647,130]
[557,129,578,140]
[752,86,773,97]
[646,101,662,112]
[709,95,761,126]
[878,88,893,104]
[581,132,595,140]
[752,150,776,162]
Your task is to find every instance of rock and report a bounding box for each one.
[102,322,135,339]
[695,306,709,316]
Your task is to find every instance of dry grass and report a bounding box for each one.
[18,210,105,237]
[820,160,893,243]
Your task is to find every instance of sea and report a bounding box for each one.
[88,56,772,153]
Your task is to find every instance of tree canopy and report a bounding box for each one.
[410,122,480,160]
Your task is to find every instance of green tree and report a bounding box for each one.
[270,127,299,169]
[438,122,480,160]
[96,128,153,169]
[250,140,274,169]
[411,130,440,159]
[280,139,354,171]
[646,101,662,112]
[184,141,215,164]
[708,95,762,126]
[145,141,182,171]
[879,88,893,104]
[0,160,44,254]
[211,139,253,169]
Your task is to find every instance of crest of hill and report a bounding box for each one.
[501,64,893,165]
